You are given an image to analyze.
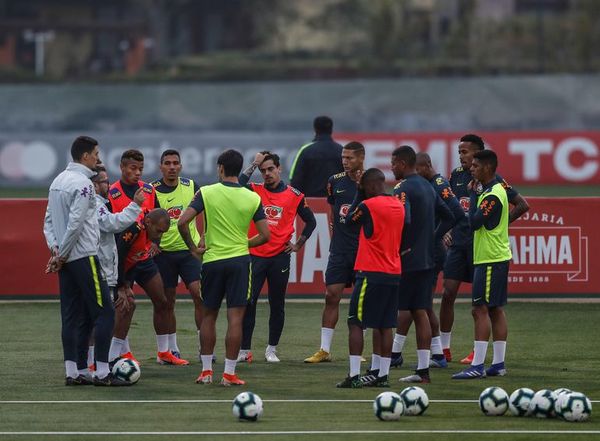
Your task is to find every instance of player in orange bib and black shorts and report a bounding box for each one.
[237,151,316,363]
[108,149,189,366]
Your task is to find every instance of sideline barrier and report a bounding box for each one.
[0,197,598,297]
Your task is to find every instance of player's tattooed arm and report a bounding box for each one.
[177,206,203,259]
[508,194,529,223]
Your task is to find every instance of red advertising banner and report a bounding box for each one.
[337,132,600,185]
[1,197,598,297]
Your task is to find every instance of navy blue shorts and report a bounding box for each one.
[200,255,251,310]
[325,252,356,287]
[348,272,399,329]
[126,258,160,287]
[443,244,473,283]
[397,269,435,311]
[472,260,509,307]
[154,250,202,288]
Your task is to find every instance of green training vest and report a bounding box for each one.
[201,182,261,264]
[154,178,200,252]
[473,182,512,264]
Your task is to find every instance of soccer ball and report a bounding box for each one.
[400,386,429,416]
[373,392,404,421]
[527,389,556,418]
[554,391,571,417]
[557,392,592,422]
[111,358,140,384]
[232,392,263,422]
[553,388,572,397]
[509,388,535,417]
[479,387,509,416]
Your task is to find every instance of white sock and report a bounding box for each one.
[379,357,391,377]
[109,337,125,362]
[156,334,169,353]
[370,354,381,371]
[201,355,213,372]
[65,360,78,379]
[78,368,89,377]
[266,345,277,354]
[96,361,110,379]
[492,341,506,365]
[224,358,237,375]
[416,349,430,370]
[320,327,334,353]
[87,346,94,367]
[472,340,488,366]
[168,333,180,353]
[392,333,406,353]
[122,337,131,354]
[431,336,443,355]
[349,355,362,377]
[441,331,452,349]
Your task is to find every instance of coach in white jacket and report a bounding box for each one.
[43,136,128,386]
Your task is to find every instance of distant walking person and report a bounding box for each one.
[289,115,344,197]
[43,136,126,386]
[453,150,512,379]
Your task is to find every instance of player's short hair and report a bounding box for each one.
[313,116,333,134]
[121,149,144,164]
[71,136,98,161]
[160,149,180,163]
[473,149,498,172]
[392,145,416,167]
[361,167,385,186]
[343,141,365,154]
[217,149,244,177]
[146,208,170,223]
[415,152,431,166]
[260,151,280,167]
[460,134,485,150]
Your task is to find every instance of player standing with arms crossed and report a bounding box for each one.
[452,150,512,379]
[152,149,204,360]
[108,149,188,365]
[237,151,316,363]
[178,149,270,386]
[304,141,365,363]
[336,168,405,388]
[440,134,528,364]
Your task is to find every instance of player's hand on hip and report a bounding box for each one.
[443,232,453,248]
[149,242,161,257]
[133,187,146,206]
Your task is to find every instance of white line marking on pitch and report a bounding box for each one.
[0,430,599,436]
[1,399,597,404]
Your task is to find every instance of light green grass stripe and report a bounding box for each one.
[1,430,599,435]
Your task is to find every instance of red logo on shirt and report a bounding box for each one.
[167,206,183,220]
[264,205,283,220]
[459,197,470,212]
[339,204,351,217]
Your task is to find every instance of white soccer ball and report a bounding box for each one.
[400,386,429,416]
[111,358,140,384]
[373,391,404,421]
[557,392,592,422]
[232,392,263,422]
[509,388,535,417]
[479,387,509,416]
[528,389,556,418]
[553,388,572,397]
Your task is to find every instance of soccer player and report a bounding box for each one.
[43,136,126,386]
[84,165,143,369]
[151,149,203,360]
[108,149,188,366]
[178,149,270,386]
[289,115,344,197]
[304,141,365,363]
[336,168,405,388]
[415,152,464,367]
[452,150,511,379]
[237,151,316,363]
[391,146,455,384]
[440,134,528,364]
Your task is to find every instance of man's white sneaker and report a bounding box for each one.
[265,350,280,363]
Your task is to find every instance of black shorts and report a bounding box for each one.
[154,250,202,288]
[200,255,251,310]
[443,244,473,283]
[126,258,160,287]
[348,273,399,329]
[472,260,509,307]
[397,269,436,311]
[325,252,356,287]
